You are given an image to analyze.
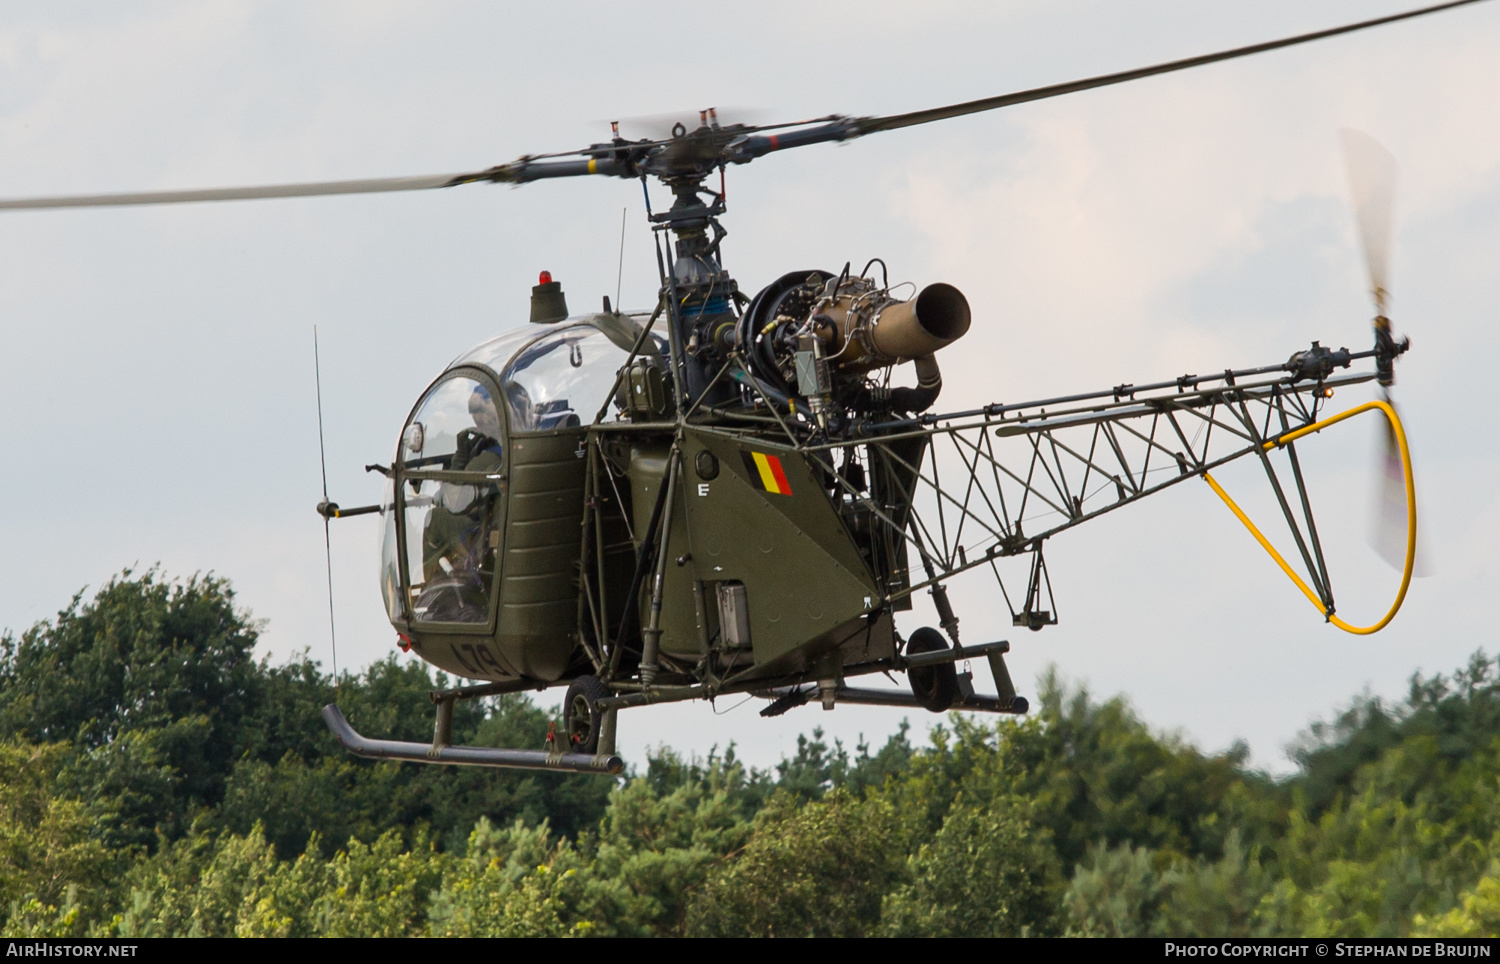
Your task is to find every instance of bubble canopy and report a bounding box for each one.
[384,315,653,635]
[447,314,656,434]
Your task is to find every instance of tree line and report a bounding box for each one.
[1,569,1497,937]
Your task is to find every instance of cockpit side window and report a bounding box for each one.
[393,370,506,627]
[399,374,505,471]
[503,326,631,433]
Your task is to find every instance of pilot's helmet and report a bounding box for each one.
[468,383,502,439]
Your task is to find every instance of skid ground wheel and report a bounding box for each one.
[563,676,609,754]
[906,627,960,712]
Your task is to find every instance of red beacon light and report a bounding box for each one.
[530,270,568,323]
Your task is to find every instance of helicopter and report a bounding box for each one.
[0,2,1475,775]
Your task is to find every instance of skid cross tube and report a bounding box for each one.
[1204,399,1416,634]
[761,683,1028,715]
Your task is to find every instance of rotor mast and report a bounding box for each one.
[648,131,742,407]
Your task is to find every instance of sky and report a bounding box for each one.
[0,0,1496,775]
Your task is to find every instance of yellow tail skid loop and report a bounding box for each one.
[1203,399,1416,635]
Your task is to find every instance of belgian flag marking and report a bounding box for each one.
[740,451,794,496]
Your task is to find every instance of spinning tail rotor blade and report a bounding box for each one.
[1341,129,1398,315]
[1371,389,1431,575]
[1372,390,1406,568]
[1339,134,1427,576]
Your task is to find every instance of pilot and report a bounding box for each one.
[453,383,504,472]
[417,383,506,621]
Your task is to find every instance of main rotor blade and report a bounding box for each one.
[855,0,1490,137]
[0,172,483,210]
[4,1,1487,208]
[1341,129,1398,316]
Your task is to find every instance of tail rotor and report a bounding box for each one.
[314,326,341,686]
[1339,129,1423,575]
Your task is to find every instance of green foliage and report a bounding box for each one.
[1293,652,1500,819]
[0,572,263,849]
[772,728,849,799]
[1064,831,1278,938]
[1058,654,1500,938]
[1064,842,1167,937]
[0,571,612,859]
[1005,669,1288,868]
[0,570,260,751]
[883,793,1060,937]
[1247,771,1492,936]
[114,824,286,937]
[560,751,759,936]
[1247,654,1500,938]
[109,824,446,938]
[0,740,117,930]
[686,789,902,937]
[1154,829,1277,937]
[1412,868,1500,937]
[876,714,1008,839]
[5,890,85,938]
[429,819,576,937]
[765,724,916,801]
[6,568,1500,938]
[305,831,443,937]
[432,858,576,938]
[842,721,917,794]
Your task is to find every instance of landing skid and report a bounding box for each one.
[322,636,1023,773]
[321,704,624,774]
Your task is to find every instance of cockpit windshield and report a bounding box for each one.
[398,374,503,471]
[387,317,651,631]
[395,371,506,626]
[503,325,633,433]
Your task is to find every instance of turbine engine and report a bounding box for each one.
[735,267,972,426]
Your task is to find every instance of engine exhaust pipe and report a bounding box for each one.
[870,282,971,360]
[827,282,972,373]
